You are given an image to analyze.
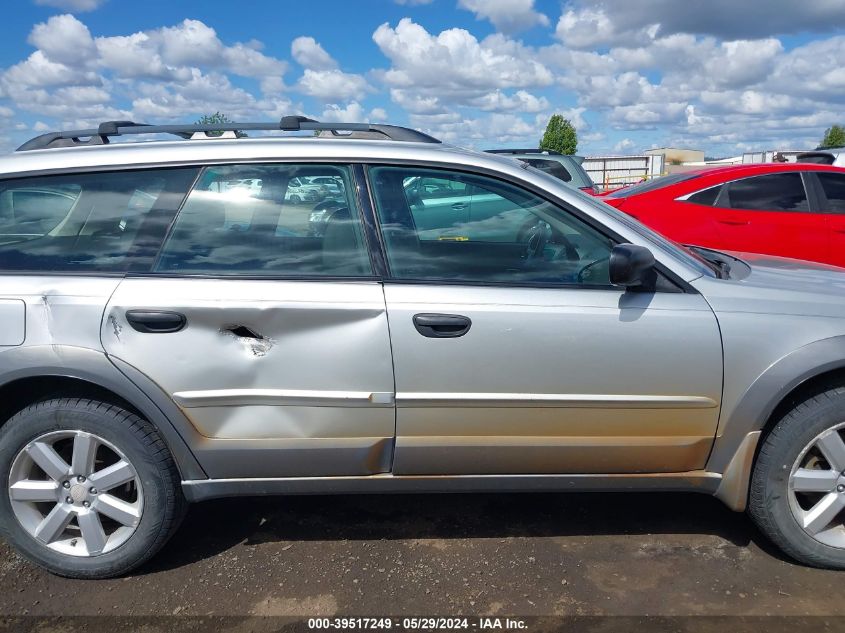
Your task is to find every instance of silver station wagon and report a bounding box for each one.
[2,117,845,578]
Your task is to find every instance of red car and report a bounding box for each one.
[602,163,845,267]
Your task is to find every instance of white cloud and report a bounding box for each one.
[321,101,367,123]
[458,0,549,34]
[1,15,293,131]
[72,19,287,83]
[291,36,337,70]
[297,68,370,101]
[414,112,542,146]
[29,14,96,65]
[471,90,549,113]
[373,19,553,115]
[703,39,783,88]
[558,0,845,40]
[34,0,107,12]
[613,138,636,152]
[555,8,655,49]
[369,107,388,121]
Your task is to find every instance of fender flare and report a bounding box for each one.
[0,345,206,480]
[708,335,845,509]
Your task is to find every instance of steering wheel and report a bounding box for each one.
[521,220,552,264]
[576,256,610,284]
[518,218,580,263]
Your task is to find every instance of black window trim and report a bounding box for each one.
[362,163,689,294]
[0,158,693,292]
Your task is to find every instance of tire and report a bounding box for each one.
[290,194,301,204]
[749,387,845,569]
[0,398,186,579]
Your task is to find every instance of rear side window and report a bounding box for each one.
[722,173,809,212]
[818,173,845,213]
[0,168,197,272]
[154,164,372,277]
[683,186,721,206]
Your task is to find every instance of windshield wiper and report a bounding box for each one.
[687,246,730,279]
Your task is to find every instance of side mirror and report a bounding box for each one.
[609,243,656,289]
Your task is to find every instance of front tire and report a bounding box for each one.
[749,387,845,569]
[0,399,185,578]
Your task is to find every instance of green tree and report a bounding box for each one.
[539,114,578,155]
[820,125,845,149]
[196,112,244,137]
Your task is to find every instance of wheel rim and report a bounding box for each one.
[8,430,144,557]
[788,422,845,548]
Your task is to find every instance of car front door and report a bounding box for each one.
[710,172,829,262]
[102,163,396,479]
[368,165,723,476]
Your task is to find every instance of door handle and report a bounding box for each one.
[451,202,467,211]
[413,313,472,338]
[125,310,187,334]
[718,219,750,226]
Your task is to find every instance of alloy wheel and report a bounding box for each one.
[8,430,143,557]
[789,423,845,548]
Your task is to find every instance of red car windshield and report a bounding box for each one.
[605,172,701,199]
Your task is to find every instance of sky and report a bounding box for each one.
[0,0,844,156]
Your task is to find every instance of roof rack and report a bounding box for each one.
[485,148,562,156]
[16,116,441,151]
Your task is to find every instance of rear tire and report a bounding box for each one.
[749,387,845,569]
[0,398,186,579]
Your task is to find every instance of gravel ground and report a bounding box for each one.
[1,491,843,629]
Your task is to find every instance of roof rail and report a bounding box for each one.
[16,116,441,151]
[484,148,563,156]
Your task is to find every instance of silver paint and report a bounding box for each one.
[1,138,845,511]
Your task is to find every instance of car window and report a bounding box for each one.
[0,168,197,272]
[722,173,809,212]
[818,173,845,213]
[370,166,616,286]
[519,158,572,183]
[155,164,371,277]
[684,185,721,206]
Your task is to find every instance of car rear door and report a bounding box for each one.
[368,165,723,476]
[101,163,396,479]
[811,171,845,267]
[710,172,829,262]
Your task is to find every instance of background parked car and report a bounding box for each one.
[485,149,600,194]
[306,175,344,197]
[798,148,845,167]
[284,177,324,203]
[602,163,845,267]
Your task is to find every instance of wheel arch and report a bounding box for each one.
[0,345,206,480]
[710,335,845,510]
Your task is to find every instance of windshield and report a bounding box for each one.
[605,172,701,199]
